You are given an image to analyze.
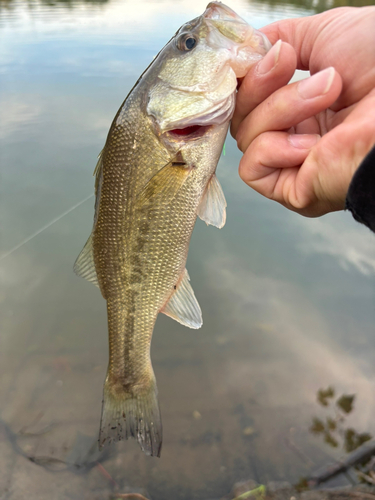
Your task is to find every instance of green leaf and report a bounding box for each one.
[232,485,266,500]
[337,394,355,414]
[324,431,338,448]
[310,417,325,434]
[344,428,356,452]
[326,417,337,431]
[357,432,372,447]
[317,387,335,406]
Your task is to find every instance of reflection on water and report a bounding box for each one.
[258,0,373,13]
[310,388,372,453]
[295,387,375,489]
[1,0,375,499]
[0,0,373,17]
[0,0,109,9]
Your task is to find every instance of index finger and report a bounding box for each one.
[236,67,342,153]
[231,41,297,138]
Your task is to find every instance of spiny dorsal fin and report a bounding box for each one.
[93,149,104,227]
[93,148,104,182]
[197,174,227,229]
[73,148,104,287]
[136,155,191,206]
[73,234,99,287]
[162,269,202,329]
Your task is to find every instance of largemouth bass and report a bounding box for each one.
[75,2,270,457]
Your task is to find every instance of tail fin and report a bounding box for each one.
[98,377,162,457]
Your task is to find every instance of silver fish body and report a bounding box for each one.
[74,2,270,456]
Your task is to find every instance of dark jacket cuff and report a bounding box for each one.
[345,144,375,233]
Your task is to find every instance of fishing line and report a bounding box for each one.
[0,193,94,262]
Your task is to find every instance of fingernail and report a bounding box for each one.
[298,67,335,99]
[288,134,320,149]
[257,39,282,75]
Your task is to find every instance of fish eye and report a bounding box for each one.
[177,34,197,51]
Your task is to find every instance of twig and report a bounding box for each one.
[307,440,375,486]
[357,471,375,485]
[284,437,315,467]
[96,461,118,488]
[345,493,375,499]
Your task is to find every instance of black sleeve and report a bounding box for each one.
[345,144,375,233]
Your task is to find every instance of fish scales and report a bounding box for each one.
[74,1,271,456]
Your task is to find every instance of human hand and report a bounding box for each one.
[231,7,375,217]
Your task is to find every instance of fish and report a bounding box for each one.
[74,1,270,457]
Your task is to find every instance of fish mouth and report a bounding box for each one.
[203,1,271,73]
[166,125,210,140]
[161,92,235,141]
[204,2,244,22]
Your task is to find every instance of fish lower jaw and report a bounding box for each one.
[162,94,235,141]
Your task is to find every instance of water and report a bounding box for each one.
[1,0,375,498]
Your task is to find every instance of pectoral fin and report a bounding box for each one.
[162,269,202,329]
[136,157,191,206]
[73,234,99,287]
[197,174,227,229]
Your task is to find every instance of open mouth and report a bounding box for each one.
[160,93,235,142]
[166,124,210,139]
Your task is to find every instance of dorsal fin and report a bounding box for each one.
[93,149,104,226]
[73,234,99,287]
[73,148,104,287]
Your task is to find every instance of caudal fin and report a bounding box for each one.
[98,377,162,457]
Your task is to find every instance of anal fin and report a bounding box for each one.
[162,269,202,329]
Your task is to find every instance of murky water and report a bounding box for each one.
[1,0,375,498]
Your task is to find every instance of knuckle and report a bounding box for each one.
[238,154,251,183]
[230,119,238,140]
[236,126,247,153]
[268,90,288,114]
[239,144,258,183]
[238,138,266,184]
[253,133,269,153]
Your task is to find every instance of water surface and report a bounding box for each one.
[1,0,375,498]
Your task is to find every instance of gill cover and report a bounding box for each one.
[147,2,270,133]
